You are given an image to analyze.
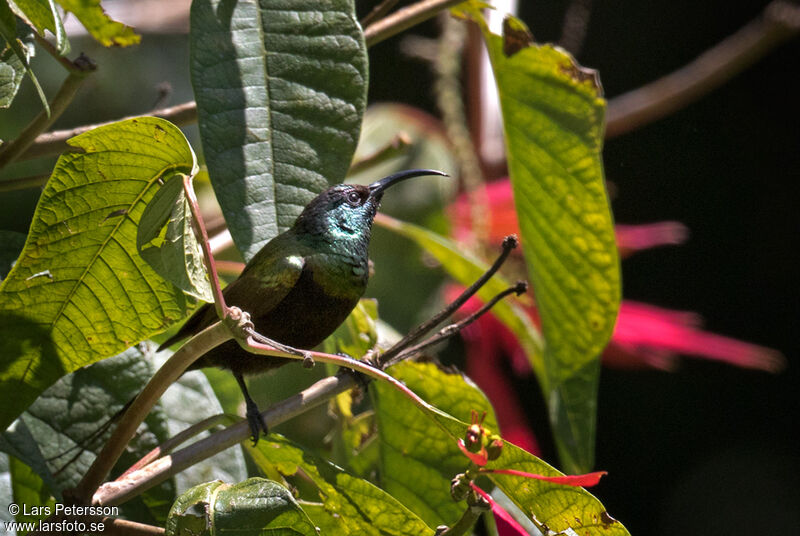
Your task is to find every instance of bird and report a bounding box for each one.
[157,168,447,443]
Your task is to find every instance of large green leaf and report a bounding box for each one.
[7,455,55,526]
[6,0,68,54]
[375,214,544,373]
[372,361,497,527]
[165,478,317,536]
[468,10,621,472]
[0,117,198,430]
[247,434,433,535]
[190,0,368,262]
[485,442,629,536]
[55,0,140,47]
[373,361,628,535]
[0,346,176,523]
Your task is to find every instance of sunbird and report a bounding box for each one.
[159,169,447,442]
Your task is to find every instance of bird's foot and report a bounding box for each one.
[335,353,376,391]
[244,398,268,446]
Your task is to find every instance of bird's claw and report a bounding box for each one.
[244,399,268,446]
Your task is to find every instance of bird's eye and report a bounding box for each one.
[345,190,362,206]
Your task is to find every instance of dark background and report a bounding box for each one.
[370,0,800,533]
[1,1,797,534]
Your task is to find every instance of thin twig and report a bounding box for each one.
[360,0,401,27]
[387,281,527,367]
[0,173,50,193]
[605,0,800,138]
[364,0,466,47]
[0,55,95,169]
[376,234,519,367]
[16,101,198,163]
[70,321,235,504]
[183,175,227,318]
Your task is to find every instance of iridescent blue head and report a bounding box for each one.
[293,169,448,243]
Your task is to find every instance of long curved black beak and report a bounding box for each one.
[368,169,448,198]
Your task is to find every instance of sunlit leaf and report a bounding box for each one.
[248,434,433,535]
[464,8,621,472]
[0,117,198,430]
[190,0,368,261]
[372,361,496,527]
[165,478,317,536]
[55,0,140,47]
[137,174,213,302]
[7,455,54,525]
[6,0,69,54]
[485,443,629,536]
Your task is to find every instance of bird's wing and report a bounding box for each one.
[158,251,305,351]
[221,253,305,320]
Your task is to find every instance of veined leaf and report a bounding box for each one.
[0,117,198,431]
[7,0,69,54]
[190,0,368,262]
[137,173,213,302]
[465,9,621,472]
[372,361,497,527]
[55,0,140,47]
[485,443,630,536]
[373,361,628,535]
[248,434,433,535]
[165,478,317,536]
[0,346,176,523]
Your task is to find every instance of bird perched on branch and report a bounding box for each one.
[158,169,447,443]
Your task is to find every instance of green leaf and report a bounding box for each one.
[471,11,621,472]
[7,455,54,525]
[55,0,140,47]
[375,215,544,372]
[0,3,48,113]
[137,174,213,302]
[0,230,26,280]
[372,361,496,527]
[247,434,433,535]
[7,0,69,54]
[0,117,198,431]
[484,442,630,536]
[190,0,368,261]
[0,346,176,523]
[0,33,28,108]
[165,478,317,536]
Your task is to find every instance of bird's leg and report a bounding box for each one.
[234,372,268,445]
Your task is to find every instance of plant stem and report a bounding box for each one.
[16,101,198,163]
[70,321,234,504]
[437,503,487,536]
[0,55,94,169]
[605,0,800,138]
[360,0,401,27]
[364,0,465,47]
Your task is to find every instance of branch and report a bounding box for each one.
[364,0,465,47]
[605,0,800,138]
[14,101,198,163]
[360,0,401,28]
[70,321,235,504]
[0,55,95,169]
[376,234,519,367]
